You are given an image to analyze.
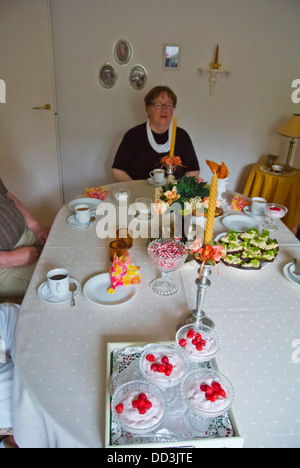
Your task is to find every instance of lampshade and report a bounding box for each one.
[278,114,300,138]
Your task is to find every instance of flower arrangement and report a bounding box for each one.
[160,155,185,169]
[154,176,210,214]
[188,237,226,277]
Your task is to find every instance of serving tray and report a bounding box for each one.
[105,341,244,448]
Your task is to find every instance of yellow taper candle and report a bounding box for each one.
[214,44,219,65]
[169,116,177,158]
[204,171,218,244]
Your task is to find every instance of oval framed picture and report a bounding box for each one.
[113,39,133,65]
[129,64,148,90]
[99,63,117,89]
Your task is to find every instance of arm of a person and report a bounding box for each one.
[7,192,49,245]
[112,168,133,182]
[185,170,200,178]
[0,247,41,268]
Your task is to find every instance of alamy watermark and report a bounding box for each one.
[0,79,6,103]
[291,78,300,104]
[0,338,7,364]
[291,339,300,364]
[95,201,203,241]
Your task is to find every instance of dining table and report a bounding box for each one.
[12,180,300,449]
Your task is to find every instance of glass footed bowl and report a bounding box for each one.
[175,324,221,363]
[139,344,187,389]
[263,203,288,231]
[112,380,166,435]
[181,368,235,420]
[147,238,188,296]
[112,188,130,205]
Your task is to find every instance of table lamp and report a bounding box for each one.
[278,113,300,172]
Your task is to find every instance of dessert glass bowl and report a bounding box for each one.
[181,368,234,435]
[175,324,221,363]
[263,203,288,231]
[139,344,187,389]
[112,380,166,435]
[148,238,188,296]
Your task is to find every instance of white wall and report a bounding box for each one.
[50,0,300,202]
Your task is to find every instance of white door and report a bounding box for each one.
[0,0,63,227]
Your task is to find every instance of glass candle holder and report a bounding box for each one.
[116,228,133,249]
[109,240,127,261]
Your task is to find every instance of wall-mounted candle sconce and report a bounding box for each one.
[199,45,231,95]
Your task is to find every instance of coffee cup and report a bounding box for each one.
[75,204,90,225]
[47,268,70,298]
[251,197,266,216]
[149,169,165,184]
[271,164,283,173]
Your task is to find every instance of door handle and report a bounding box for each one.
[32,104,51,110]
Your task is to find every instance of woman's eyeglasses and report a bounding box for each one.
[151,103,174,110]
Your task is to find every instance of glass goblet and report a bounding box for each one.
[147,238,188,296]
[112,380,166,435]
[263,203,288,231]
[181,368,234,437]
[139,344,187,402]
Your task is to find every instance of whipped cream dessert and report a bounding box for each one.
[114,389,164,430]
[185,375,231,415]
[141,348,186,386]
[177,327,219,362]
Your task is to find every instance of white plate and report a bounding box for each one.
[147,177,166,186]
[83,272,138,307]
[38,278,81,304]
[67,215,96,228]
[222,215,260,232]
[68,197,102,212]
[283,262,300,285]
[243,205,266,219]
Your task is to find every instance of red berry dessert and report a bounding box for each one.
[140,345,186,388]
[176,325,220,362]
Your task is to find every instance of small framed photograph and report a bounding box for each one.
[129,64,148,90]
[163,43,180,69]
[99,63,117,89]
[113,39,133,65]
[266,154,278,167]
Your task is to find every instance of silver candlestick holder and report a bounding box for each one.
[177,263,215,330]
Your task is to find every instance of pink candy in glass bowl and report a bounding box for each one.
[148,238,188,296]
[263,203,288,231]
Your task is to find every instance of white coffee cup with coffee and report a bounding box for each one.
[149,169,165,184]
[75,204,90,225]
[47,268,70,297]
[251,197,266,216]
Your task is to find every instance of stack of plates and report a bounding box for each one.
[283,263,300,285]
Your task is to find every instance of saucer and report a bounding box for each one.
[67,215,96,228]
[283,263,300,286]
[147,177,166,186]
[243,205,266,219]
[38,278,81,304]
[68,198,101,213]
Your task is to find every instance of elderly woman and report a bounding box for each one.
[112,86,200,182]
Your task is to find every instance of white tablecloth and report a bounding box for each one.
[13,181,300,448]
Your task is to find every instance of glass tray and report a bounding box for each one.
[105,341,244,448]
